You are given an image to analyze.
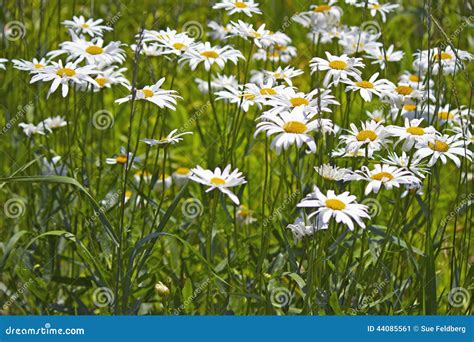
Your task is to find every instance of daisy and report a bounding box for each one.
[0,58,7,70]
[215,85,260,112]
[50,36,126,65]
[380,151,429,179]
[155,175,173,192]
[115,78,181,110]
[432,104,462,126]
[172,167,192,186]
[314,164,351,181]
[340,120,389,156]
[155,32,196,56]
[364,45,404,69]
[236,205,257,225]
[297,187,370,231]
[343,72,394,102]
[255,106,333,154]
[93,65,130,90]
[414,134,472,167]
[385,82,424,108]
[263,66,304,86]
[385,118,438,151]
[180,42,244,71]
[293,1,342,30]
[30,60,99,98]
[207,21,232,41]
[243,79,287,103]
[12,58,48,73]
[189,165,247,205]
[40,116,68,132]
[142,129,192,146]
[213,0,262,17]
[105,147,139,168]
[229,21,272,48]
[366,109,385,123]
[18,123,45,137]
[194,74,238,93]
[354,164,421,195]
[362,0,399,22]
[338,28,381,55]
[63,16,112,37]
[134,170,153,183]
[287,216,324,241]
[310,51,364,87]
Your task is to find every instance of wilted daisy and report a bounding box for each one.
[213,0,262,17]
[106,147,139,168]
[343,72,393,102]
[63,16,112,37]
[287,216,324,240]
[189,165,246,205]
[142,129,192,146]
[30,60,98,97]
[364,45,404,69]
[385,118,438,151]
[310,52,364,87]
[340,120,389,156]
[12,58,48,73]
[314,164,351,181]
[180,42,244,71]
[297,187,370,231]
[354,164,421,195]
[414,134,472,167]
[255,106,333,154]
[116,78,181,110]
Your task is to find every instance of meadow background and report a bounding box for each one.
[0,0,472,315]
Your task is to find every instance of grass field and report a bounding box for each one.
[0,0,472,315]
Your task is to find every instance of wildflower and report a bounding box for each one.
[63,16,112,37]
[414,134,472,167]
[105,147,139,168]
[213,0,262,17]
[12,58,48,73]
[142,129,192,146]
[385,118,438,151]
[343,72,394,102]
[310,51,364,87]
[180,42,244,71]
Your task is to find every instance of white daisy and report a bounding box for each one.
[343,72,394,102]
[63,16,112,37]
[414,134,472,167]
[263,66,303,86]
[314,164,351,181]
[105,147,139,168]
[189,165,247,205]
[297,187,370,231]
[12,58,48,73]
[18,123,45,137]
[142,129,192,146]
[364,45,404,69]
[340,120,389,156]
[213,0,262,17]
[180,42,244,71]
[385,118,438,151]
[310,51,364,87]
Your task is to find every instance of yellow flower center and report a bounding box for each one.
[116,155,128,164]
[371,4,381,9]
[85,45,104,55]
[283,121,308,134]
[95,77,107,87]
[409,74,419,82]
[371,172,394,181]
[395,85,413,95]
[142,89,154,97]
[403,104,417,111]
[328,60,347,70]
[201,50,219,58]
[434,52,452,60]
[56,68,76,77]
[135,170,152,177]
[234,1,248,8]
[81,23,90,29]
[242,92,256,100]
[290,97,309,106]
[314,4,331,12]
[428,140,449,152]
[210,177,226,185]
[173,42,186,50]
[406,127,425,135]
[34,63,44,69]
[356,130,377,141]
[437,111,453,120]
[325,198,346,210]
[260,87,277,95]
[176,167,190,175]
[355,81,374,89]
